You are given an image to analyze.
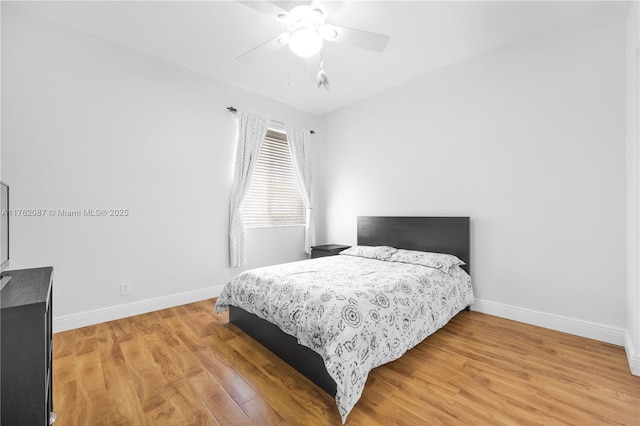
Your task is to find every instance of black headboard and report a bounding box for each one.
[357,216,470,273]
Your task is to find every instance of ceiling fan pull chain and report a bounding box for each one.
[287,51,291,87]
[316,51,329,91]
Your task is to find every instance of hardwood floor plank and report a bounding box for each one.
[239,396,286,425]
[53,328,78,359]
[75,333,114,425]
[158,379,217,426]
[53,302,640,425]
[222,336,332,424]
[190,343,259,407]
[97,324,148,426]
[53,379,78,426]
[117,329,178,422]
[186,369,253,425]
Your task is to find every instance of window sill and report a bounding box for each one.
[244,224,306,229]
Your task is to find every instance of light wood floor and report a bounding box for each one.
[53,299,640,425]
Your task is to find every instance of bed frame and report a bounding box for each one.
[228,216,470,396]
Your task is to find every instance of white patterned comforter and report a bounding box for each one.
[215,254,474,422]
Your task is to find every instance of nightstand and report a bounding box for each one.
[311,244,351,259]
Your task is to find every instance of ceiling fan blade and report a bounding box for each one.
[310,0,341,17]
[323,24,390,53]
[284,1,313,9]
[236,33,289,63]
[237,1,289,21]
[284,1,339,20]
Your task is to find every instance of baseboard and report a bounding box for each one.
[53,285,225,333]
[54,290,630,352]
[471,298,626,346]
[625,330,640,376]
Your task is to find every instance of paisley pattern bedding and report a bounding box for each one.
[215,253,474,422]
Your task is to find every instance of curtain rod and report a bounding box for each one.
[227,106,315,134]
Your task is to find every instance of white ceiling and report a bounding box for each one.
[8,1,630,115]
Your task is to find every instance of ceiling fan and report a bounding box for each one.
[236,1,390,87]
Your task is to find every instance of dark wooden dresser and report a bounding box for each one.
[1,267,54,425]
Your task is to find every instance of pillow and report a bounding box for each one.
[339,245,397,261]
[387,249,465,273]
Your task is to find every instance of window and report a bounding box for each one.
[241,128,306,227]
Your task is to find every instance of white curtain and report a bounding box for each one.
[229,111,270,267]
[286,125,316,254]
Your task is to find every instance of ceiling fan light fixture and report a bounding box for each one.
[277,33,290,44]
[288,27,323,58]
[320,27,338,40]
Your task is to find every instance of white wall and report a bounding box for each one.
[626,1,640,375]
[2,2,632,358]
[1,6,321,331]
[319,16,627,343]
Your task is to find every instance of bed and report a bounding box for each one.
[215,216,473,422]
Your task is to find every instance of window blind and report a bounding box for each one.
[241,128,306,227]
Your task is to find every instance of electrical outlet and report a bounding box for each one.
[120,282,130,296]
